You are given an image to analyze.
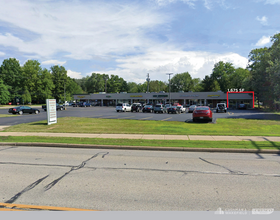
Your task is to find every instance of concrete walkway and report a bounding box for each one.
[1,131,280,142]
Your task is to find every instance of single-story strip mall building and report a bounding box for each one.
[73,91,254,109]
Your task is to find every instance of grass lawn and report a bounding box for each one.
[3,117,280,136]
[0,114,18,117]
[1,136,280,150]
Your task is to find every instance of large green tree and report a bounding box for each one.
[267,33,280,104]
[201,75,221,92]
[248,47,271,107]
[170,72,193,92]
[21,60,42,103]
[0,79,10,104]
[50,65,68,102]
[0,58,22,103]
[211,61,235,92]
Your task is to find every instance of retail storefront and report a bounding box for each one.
[73,91,254,109]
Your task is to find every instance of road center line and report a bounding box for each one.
[161,117,172,121]
[141,116,153,120]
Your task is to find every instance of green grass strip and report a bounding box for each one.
[1,136,280,150]
[3,117,280,136]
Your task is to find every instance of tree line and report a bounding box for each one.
[0,33,279,108]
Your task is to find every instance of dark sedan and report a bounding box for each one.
[142,105,153,113]
[167,106,180,114]
[8,106,40,115]
[238,103,247,109]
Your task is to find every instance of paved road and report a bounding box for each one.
[1,107,280,126]
[1,145,280,211]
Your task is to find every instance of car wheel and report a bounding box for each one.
[117,110,119,112]
[18,111,23,115]
[35,110,39,114]
[44,109,46,111]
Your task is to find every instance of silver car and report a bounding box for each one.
[188,105,197,113]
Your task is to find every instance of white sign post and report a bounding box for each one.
[46,99,57,125]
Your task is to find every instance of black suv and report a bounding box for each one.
[131,103,142,112]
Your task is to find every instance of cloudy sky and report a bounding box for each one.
[0,0,279,83]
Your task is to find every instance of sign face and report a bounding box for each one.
[153,95,168,97]
[46,99,57,125]
[208,95,220,97]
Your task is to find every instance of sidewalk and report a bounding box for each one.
[1,131,280,142]
[1,130,280,154]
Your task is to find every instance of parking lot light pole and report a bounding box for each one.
[166,73,173,104]
[58,79,66,110]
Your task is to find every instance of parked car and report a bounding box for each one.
[8,106,40,115]
[167,106,180,114]
[165,104,171,111]
[85,102,92,107]
[216,103,227,113]
[238,103,247,109]
[142,105,154,113]
[72,102,80,107]
[177,105,186,113]
[42,103,64,111]
[193,106,213,122]
[188,105,197,113]
[79,102,86,107]
[131,103,142,112]
[116,103,131,112]
[154,104,167,113]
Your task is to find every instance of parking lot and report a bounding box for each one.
[1,106,280,127]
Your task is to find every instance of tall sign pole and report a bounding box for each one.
[166,73,173,104]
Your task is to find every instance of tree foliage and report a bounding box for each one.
[248,33,280,108]
[0,79,10,104]
[0,58,22,103]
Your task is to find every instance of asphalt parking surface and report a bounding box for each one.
[1,106,280,126]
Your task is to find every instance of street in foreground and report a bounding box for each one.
[0,145,279,211]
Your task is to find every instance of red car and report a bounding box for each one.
[192,106,213,122]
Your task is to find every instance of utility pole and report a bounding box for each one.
[166,73,173,104]
[146,73,150,93]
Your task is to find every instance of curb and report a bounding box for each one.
[1,142,280,154]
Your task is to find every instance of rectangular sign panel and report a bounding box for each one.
[46,99,57,125]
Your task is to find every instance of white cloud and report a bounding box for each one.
[204,0,213,9]
[0,0,170,60]
[102,51,248,83]
[155,0,197,7]
[0,51,5,56]
[263,0,280,4]
[42,60,66,66]
[256,16,268,25]
[67,70,83,79]
[255,36,271,46]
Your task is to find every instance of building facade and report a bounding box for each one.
[73,91,254,109]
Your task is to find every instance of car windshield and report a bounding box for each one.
[196,107,209,110]
[117,103,123,106]
[155,105,161,107]
[145,105,152,108]
[190,105,196,108]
